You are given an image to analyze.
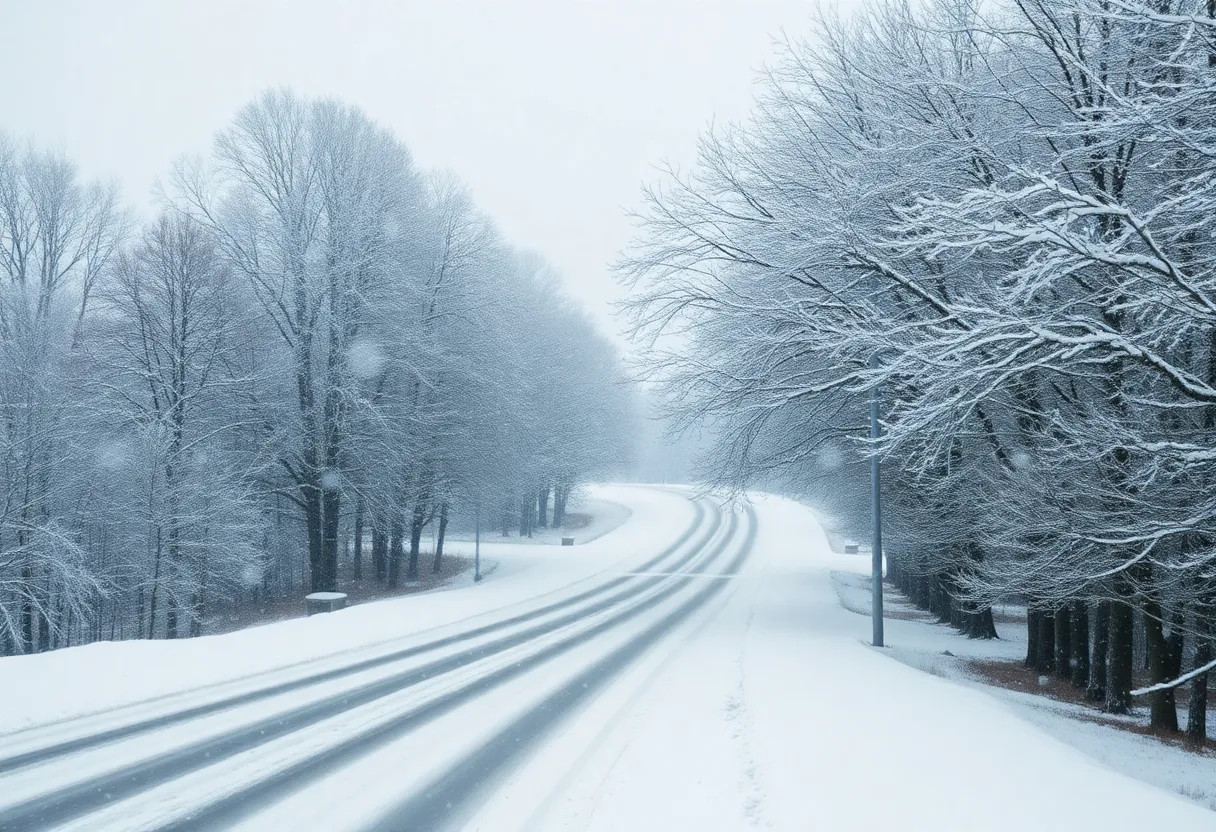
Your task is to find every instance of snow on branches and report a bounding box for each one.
[623,0,1216,734]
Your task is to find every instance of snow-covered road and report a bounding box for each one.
[1,486,1212,831]
[0,487,753,830]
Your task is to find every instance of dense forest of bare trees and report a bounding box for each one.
[624,0,1216,741]
[0,89,635,655]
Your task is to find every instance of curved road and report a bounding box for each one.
[0,488,754,831]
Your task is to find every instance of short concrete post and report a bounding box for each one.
[561,536,574,547]
[305,592,348,615]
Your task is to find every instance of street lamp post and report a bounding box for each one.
[870,352,884,648]
[474,503,483,583]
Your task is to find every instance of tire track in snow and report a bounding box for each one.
[0,496,708,779]
[162,507,742,832]
[0,491,719,832]
[367,503,759,831]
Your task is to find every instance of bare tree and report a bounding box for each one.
[0,137,122,653]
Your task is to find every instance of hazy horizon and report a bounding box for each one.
[0,0,820,345]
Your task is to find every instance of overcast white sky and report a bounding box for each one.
[0,0,824,342]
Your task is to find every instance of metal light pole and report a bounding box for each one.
[474,503,483,582]
[870,352,885,648]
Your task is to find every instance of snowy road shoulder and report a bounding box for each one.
[735,495,1213,829]
[831,566,1216,813]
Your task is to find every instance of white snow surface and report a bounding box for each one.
[832,570,1216,811]
[304,592,348,601]
[467,492,1215,830]
[1,487,1211,831]
[0,484,681,735]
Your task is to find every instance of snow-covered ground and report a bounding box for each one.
[1,487,1211,830]
[832,570,1216,812]
[467,493,1215,830]
[443,492,632,547]
[0,484,678,735]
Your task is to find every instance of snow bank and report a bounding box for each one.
[833,543,1216,812]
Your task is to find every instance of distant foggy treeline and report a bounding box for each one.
[625,1,1216,741]
[0,89,635,655]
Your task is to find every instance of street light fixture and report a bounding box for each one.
[870,352,884,647]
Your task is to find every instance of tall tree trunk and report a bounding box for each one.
[1143,597,1180,732]
[165,476,182,641]
[957,542,997,639]
[1070,600,1090,689]
[372,518,387,583]
[1168,616,1184,680]
[387,519,404,589]
[1054,604,1072,681]
[136,585,146,643]
[49,593,62,650]
[432,502,449,573]
[190,571,206,638]
[934,576,952,625]
[303,481,326,593]
[148,526,163,640]
[353,496,365,581]
[320,485,341,592]
[20,559,35,653]
[1035,607,1056,674]
[1141,612,1152,672]
[1087,600,1110,702]
[407,498,427,581]
[1187,599,1212,743]
[956,596,997,638]
[1106,596,1135,714]
[538,486,550,528]
[35,575,52,652]
[1026,607,1041,668]
[553,485,568,527]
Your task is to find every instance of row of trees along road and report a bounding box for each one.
[0,89,636,656]
[623,0,1216,742]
